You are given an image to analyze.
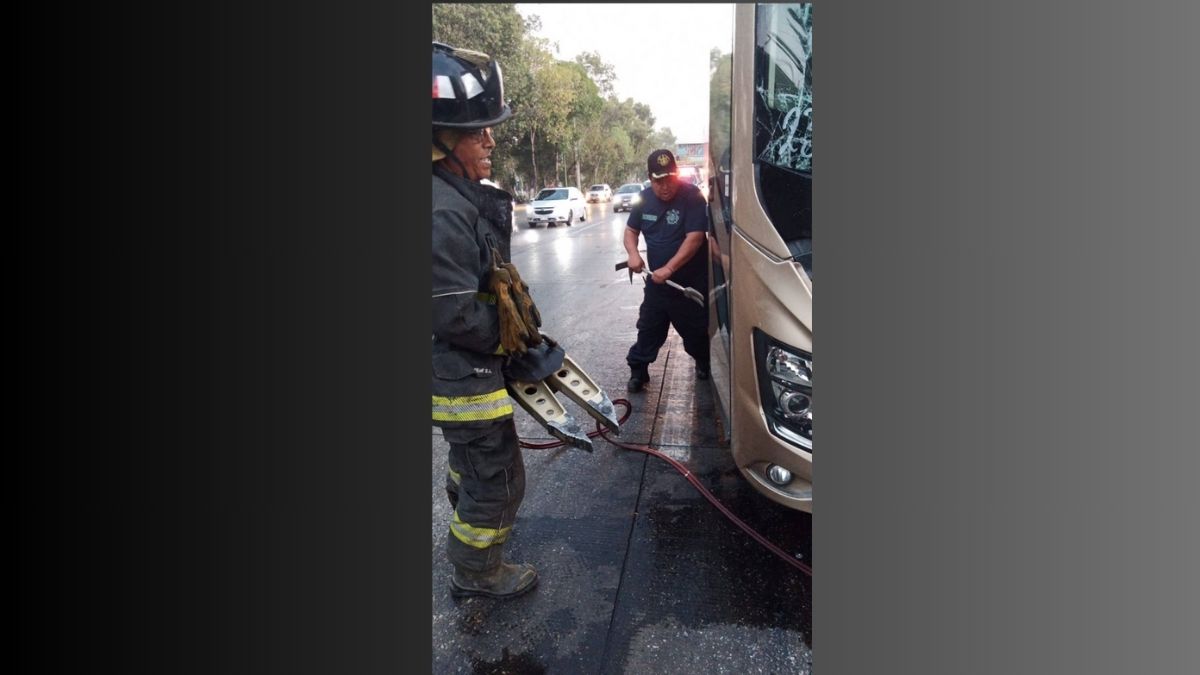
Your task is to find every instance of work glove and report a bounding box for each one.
[489,247,543,355]
[502,333,565,383]
[494,248,542,334]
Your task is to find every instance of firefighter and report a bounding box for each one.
[431,42,537,599]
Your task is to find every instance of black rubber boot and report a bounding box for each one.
[626,365,650,393]
[449,562,539,599]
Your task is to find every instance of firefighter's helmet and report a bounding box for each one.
[432,42,512,129]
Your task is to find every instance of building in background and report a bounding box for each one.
[675,142,709,199]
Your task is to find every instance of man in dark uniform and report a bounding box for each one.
[622,149,710,392]
[431,42,537,599]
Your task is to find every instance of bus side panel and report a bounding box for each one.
[728,228,812,510]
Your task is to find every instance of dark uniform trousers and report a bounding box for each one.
[626,283,710,370]
[443,418,526,573]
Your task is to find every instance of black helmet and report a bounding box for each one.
[432,42,513,129]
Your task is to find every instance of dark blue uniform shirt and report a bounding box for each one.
[626,183,709,290]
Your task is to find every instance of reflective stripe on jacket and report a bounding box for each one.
[432,389,513,424]
[431,167,516,428]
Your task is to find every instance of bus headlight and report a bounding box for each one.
[753,329,812,451]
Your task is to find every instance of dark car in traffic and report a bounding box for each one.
[612,183,644,213]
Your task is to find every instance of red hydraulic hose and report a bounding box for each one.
[519,399,812,576]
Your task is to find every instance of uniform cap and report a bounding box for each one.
[647,149,678,179]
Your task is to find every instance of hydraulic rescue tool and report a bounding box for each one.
[503,337,621,452]
[492,249,620,451]
[506,376,591,451]
[614,261,705,306]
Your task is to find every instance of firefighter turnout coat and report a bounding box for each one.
[431,166,518,429]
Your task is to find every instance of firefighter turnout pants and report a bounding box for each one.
[442,418,526,573]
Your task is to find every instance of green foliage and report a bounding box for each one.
[575,51,616,97]
[709,51,733,174]
[432,4,525,68]
[431,3,694,193]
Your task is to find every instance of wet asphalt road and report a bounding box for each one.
[433,202,813,674]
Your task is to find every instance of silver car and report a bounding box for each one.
[612,183,644,213]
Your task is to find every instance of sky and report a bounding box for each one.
[515,3,733,143]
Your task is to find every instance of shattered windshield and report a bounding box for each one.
[754,3,812,275]
[755,4,812,173]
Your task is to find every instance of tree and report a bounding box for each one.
[645,128,678,157]
[429,6,683,194]
[560,61,602,188]
[709,50,733,172]
[580,124,632,187]
[574,51,617,97]
[432,4,524,68]
[507,45,575,189]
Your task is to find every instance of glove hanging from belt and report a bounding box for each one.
[502,333,564,383]
[489,247,544,355]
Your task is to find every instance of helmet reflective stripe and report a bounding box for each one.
[431,389,514,423]
[433,75,455,99]
[460,72,484,98]
[450,511,512,549]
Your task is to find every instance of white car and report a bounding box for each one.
[587,183,613,203]
[526,187,587,227]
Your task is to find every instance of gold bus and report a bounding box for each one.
[707,3,812,512]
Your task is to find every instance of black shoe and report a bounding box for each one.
[450,562,538,599]
[627,367,649,393]
[695,364,710,380]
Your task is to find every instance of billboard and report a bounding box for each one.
[675,142,708,166]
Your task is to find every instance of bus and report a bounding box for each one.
[706,3,812,512]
